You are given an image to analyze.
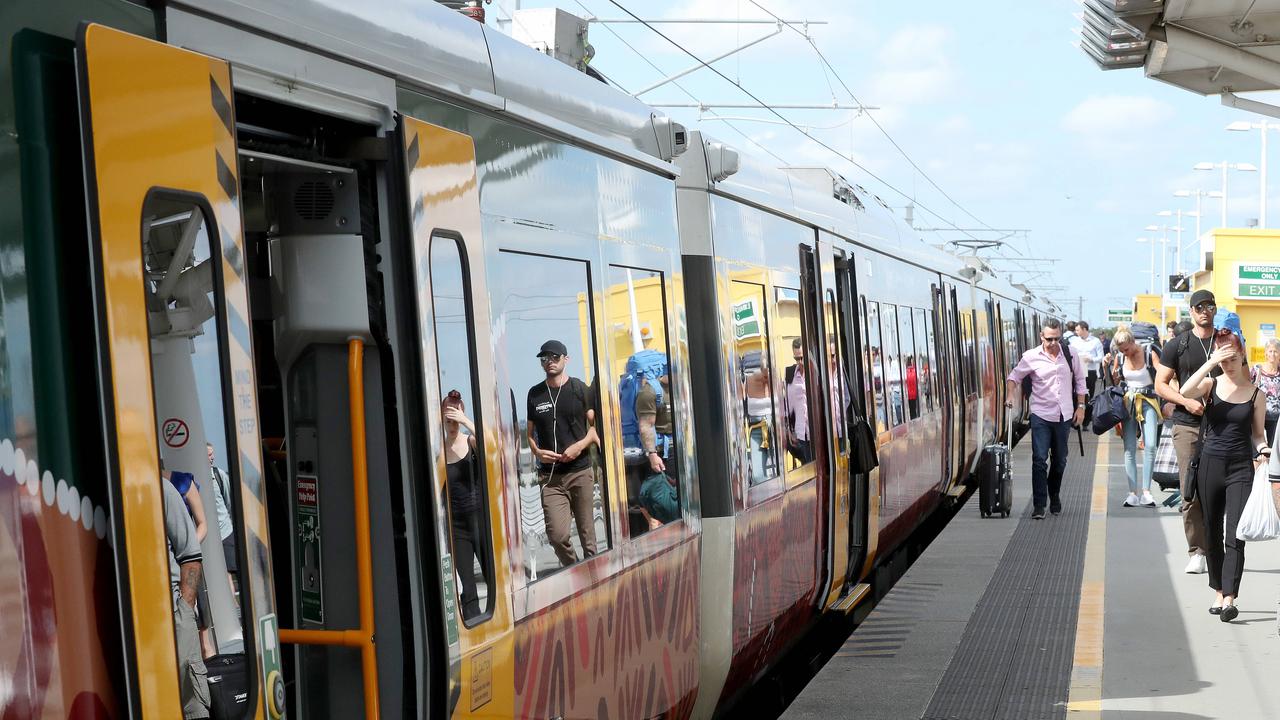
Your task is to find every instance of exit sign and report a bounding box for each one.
[1237,262,1280,301]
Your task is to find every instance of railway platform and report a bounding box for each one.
[783,432,1280,720]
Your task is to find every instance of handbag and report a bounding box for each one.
[1089,385,1128,435]
[850,414,879,474]
[1151,423,1180,491]
[1236,461,1280,542]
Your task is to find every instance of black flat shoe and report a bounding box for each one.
[1209,606,1223,615]
[1220,605,1239,622]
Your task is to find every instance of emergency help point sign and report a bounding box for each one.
[1236,263,1280,300]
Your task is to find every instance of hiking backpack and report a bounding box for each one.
[619,349,668,462]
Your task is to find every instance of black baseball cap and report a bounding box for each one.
[1189,289,1216,308]
[537,340,568,358]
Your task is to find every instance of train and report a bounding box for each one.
[0,1,1057,719]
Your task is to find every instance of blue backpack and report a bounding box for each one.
[619,349,668,461]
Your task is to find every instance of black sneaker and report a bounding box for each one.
[1032,507,1046,520]
[1050,501,1062,516]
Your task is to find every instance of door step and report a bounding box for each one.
[833,583,871,614]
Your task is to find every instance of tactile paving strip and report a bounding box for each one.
[922,435,1097,720]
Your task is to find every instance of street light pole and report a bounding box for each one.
[1195,161,1257,227]
[1226,120,1280,227]
[1137,237,1154,295]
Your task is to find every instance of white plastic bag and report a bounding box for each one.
[1236,462,1280,542]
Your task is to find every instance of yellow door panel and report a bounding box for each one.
[78,24,276,719]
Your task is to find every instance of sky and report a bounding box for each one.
[489,0,1280,324]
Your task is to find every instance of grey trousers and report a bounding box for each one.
[541,466,598,567]
[174,592,211,719]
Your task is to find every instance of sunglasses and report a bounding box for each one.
[1041,336,1061,343]
[1193,302,1217,313]
[539,353,563,364]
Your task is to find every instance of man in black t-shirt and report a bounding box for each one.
[1155,289,1221,574]
[527,339,600,567]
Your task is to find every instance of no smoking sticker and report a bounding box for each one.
[162,418,190,448]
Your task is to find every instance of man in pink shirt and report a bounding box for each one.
[1004,319,1087,519]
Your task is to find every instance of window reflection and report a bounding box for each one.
[141,197,245,717]
[900,307,919,420]
[866,301,886,433]
[882,305,904,427]
[776,287,815,468]
[495,251,608,579]
[429,236,493,622]
[731,280,776,486]
[606,266,680,537]
[826,290,850,453]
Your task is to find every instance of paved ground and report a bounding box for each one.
[782,433,1280,720]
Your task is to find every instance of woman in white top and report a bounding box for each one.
[1109,329,1162,507]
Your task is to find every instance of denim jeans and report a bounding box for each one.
[1121,402,1159,493]
[1030,414,1071,509]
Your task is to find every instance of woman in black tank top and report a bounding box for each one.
[442,390,491,620]
[1180,333,1272,621]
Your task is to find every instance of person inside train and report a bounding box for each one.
[1155,291,1220,575]
[784,338,813,465]
[526,340,600,568]
[1004,318,1087,519]
[161,460,211,719]
[165,462,215,658]
[1108,328,1161,508]
[905,355,919,419]
[441,389,491,618]
[206,442,238,603]
[743,354,774,484]
[1176,329,1270,622]
[887,349,904,426]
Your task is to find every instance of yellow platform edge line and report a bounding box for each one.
[1067,438,1110,717]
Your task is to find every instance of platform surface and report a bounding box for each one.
[782,432,1280,720]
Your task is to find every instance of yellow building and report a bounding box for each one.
[1188,228,1280,364]
[1131,294,1183,329]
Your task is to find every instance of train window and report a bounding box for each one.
[825,289,851,455]
[865,300,887,433]
[494,250,610,577]
[731,279,778,487]
[899,307,920,420]
[776,286,817,470]
[606,265,680,537]
[881,304,905,427]
[912,308,932,413]
[429,234,494,624]
[139,195,248,715]
[925,310,940,413]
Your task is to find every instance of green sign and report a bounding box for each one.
[441,553,459,645]
[1239,283,1280,298]
[1106,308,1133,322]
[258,614,286,718]
[1239,264,1280,281]
[732,299,761,339]
[295,474,323,624]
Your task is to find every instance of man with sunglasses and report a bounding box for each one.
[1155,290,1220,574]
[1005,319,1087,519]
[527,339,600,568]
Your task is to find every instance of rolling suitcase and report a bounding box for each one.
[979,414,1014,518]
[206,652,250,720]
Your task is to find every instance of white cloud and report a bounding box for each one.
[1061,95,1175,156]
[868,26,955,107]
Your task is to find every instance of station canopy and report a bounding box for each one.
[1079,0,1280,110]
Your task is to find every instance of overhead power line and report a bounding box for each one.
[603,0,985,244]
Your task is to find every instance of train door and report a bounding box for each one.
[932,284,955,494]
[942,283,966,490]
[834,251,873,584]
[397,115,514,717]
[77,25,283,718]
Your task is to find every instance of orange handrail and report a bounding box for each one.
[278,338,380,720]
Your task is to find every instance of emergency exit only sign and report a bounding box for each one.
[1236,263,1280,300]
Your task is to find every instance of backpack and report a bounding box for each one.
[619,350,668,461]
[1130,321,1161,351]
[1022,343,1079,407]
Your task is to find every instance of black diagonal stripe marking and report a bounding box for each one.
[412,196,425,225]
[221,225,246,281]
[406,132,420,168]
[210,76,233,136]
[216,151,238,203]
[238,450,263,501]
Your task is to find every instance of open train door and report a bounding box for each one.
[833,251,874,587]
[77,24,283,719]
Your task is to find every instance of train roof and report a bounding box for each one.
[169,0,680,174]
[679,131,1057,314]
